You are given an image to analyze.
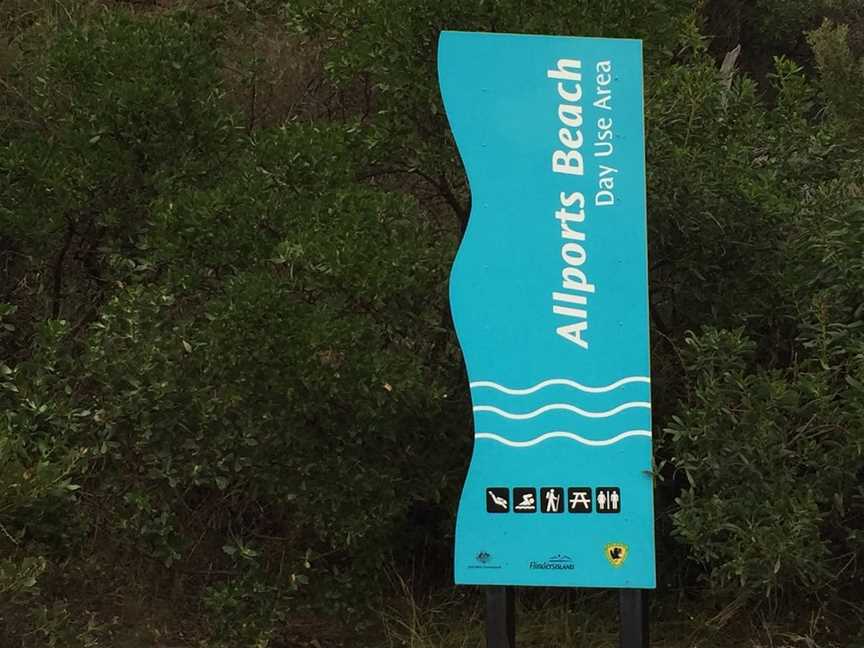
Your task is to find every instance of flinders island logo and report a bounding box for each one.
[529,554,574,570]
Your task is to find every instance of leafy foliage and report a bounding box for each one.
[1,0,864,644]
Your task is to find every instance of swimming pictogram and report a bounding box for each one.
[513,488,537,513]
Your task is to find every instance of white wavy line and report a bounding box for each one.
[469,376,650,395]
[473,401,650,420]
[475,430,652,447]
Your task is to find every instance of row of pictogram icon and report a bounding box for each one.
[486,487,621,514]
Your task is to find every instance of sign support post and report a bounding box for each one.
[619,589,649,648]
[485,586,516,648]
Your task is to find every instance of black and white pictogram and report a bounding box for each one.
[540,487,564,513]
[486,488,509,513]
[567,487,592,513]
[595,487,621,513]
[513,488,537,513]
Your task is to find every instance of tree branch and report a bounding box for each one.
[50,219,76,320]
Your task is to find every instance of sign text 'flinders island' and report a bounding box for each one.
[438,31,655,588]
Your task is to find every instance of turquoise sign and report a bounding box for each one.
[439,31,655,588]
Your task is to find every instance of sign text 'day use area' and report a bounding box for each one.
[439,31,655,588]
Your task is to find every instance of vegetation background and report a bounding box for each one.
[2,1,864,646]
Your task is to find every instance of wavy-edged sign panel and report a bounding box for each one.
[439,31,655,588]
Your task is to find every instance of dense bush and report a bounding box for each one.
[1,1,863,644]
[660,28,864,604]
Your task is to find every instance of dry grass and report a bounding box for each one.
[379,577,862,648]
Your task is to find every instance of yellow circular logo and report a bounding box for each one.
[605,543,628,567]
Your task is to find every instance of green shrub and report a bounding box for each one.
[3,0,864,642]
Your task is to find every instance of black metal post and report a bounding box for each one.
[619,588,649,648]
[485,586,516,648]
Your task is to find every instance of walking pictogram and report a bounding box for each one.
[513,488,537,513]
[540,487,564,513]
[567,487,592,513]
[596,487,621,513]
[486,488,509,513]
